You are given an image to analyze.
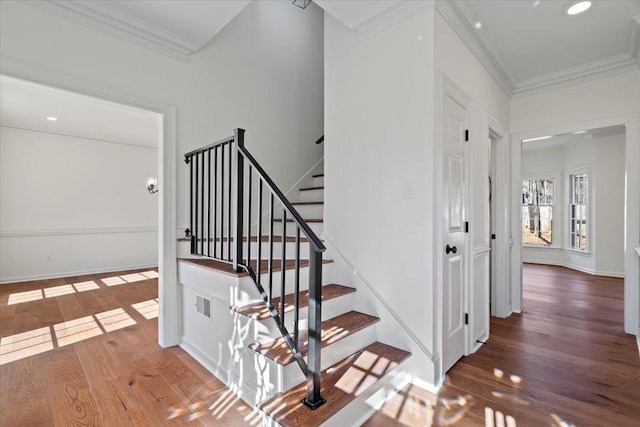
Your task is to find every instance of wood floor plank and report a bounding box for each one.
[437,263,640,426]
[0,267,260,426]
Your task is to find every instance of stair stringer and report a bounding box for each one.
[321,237,443,401]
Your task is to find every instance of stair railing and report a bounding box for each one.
[184,128,326,410]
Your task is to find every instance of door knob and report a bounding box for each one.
[446,244,457,254]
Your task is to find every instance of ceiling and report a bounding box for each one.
[522,124,626,151]
[23,0,640,96]
[0,75,161,148]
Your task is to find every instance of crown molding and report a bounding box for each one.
[435,1,515,97]
[345,0,436,41]
[28,0,198,63]
[512,54,639,98]
[437,1,640,99]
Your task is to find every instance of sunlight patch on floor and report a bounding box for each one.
[7,289,43,305]
[95,308,137,332]
[132,299,159,319]
[0,326,53,365]
[43,284,75,298]
[54,316,103,346]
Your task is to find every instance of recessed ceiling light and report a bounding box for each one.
[565,1,592,15]
[533,0,541,7]
[46,116,58,121]
[474,21,482,30]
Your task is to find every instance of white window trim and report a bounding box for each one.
[567,165,590,253]
[521,173,560,249]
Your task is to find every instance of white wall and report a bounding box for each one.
[511,70,640,334]
[0,0,325,346]
[434,9,511,364]
[522,133,625,277]
[594,134,625,275]
[0,0,325,234]
[323,6,511,386]
[0,127,158,283]
[324,8,437,384]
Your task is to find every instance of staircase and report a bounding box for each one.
[178,129,412,426]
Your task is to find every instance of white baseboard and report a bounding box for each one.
[636,329,640,357]
[0,262,158,285]
[522,259,624,278]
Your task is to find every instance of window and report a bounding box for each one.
[522,178,554,246]
[569,174,588,251]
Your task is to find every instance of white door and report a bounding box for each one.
[443,93,467,373]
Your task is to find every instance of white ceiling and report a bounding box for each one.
[522,124,626,151]
[23,0,640,95]
[463,0,640,84]
[0,75,161,148]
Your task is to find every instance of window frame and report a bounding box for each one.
[521,175,557,248]
[568,168,590,253]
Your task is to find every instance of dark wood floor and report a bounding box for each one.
[3,264,639,426]
[0,268,259,426]
[366,263,640,426]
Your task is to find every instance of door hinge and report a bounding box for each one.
[464,313,469,325]
[465,129,469,142]
[491,233,496,240]
[464,221,469,233]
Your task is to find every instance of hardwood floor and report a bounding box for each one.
[3,264,638,426]
[366,263,640,426]
[0,268,260,426]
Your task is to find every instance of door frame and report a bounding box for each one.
[487,116,511,318]
[510,113,640,335]
[0,59,180,347]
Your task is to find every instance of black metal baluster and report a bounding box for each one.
[268,194,274,304]
[234,130,244,272]
[256,180,263,285]
[294,227,300,351]
[303,249,325,409]
[207,149,211,257]
[189,155,194,254]
[281,209,287,321]
[195,152,199,255]
[220,144,225,258]
[201,150,205,255]
[228,141,233,262]
[247,165,252,268]
[213,147,218,258]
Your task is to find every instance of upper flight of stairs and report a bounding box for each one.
[178,170,413,426]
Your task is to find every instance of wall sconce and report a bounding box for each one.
[146,177,158,194]
[292,0,311,9]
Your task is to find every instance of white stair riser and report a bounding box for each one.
[272,221,323,238]
[251,293,356,337]
[299,188,324,202]
[179,259,336,304]
[274,203,323,219]
[280,327,377,391]
[312,175,324,187]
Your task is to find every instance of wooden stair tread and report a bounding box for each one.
[361,383,435,426]
[300,186,324,191]
[231,284,356,319]
[291,201,324,206]
[249,311,379,365]
[273,218,323,223]
[178,258,333,277]
[259,342,412,427]
[312,173,324,178]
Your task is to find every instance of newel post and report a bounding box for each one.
[232,128,245,272]
[303,248,326,409]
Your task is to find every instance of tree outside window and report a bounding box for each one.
[522,178,554,246]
